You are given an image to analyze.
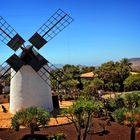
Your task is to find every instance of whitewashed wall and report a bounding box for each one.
[10,65,53,114]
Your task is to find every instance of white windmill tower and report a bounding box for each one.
[0,9,73,114]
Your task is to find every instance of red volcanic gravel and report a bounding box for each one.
[0,118,140,140]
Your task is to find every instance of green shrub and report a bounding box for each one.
[123,92,140,109]
[112,108,128,123]
[47,132,66,140]
[107,98,117,112]
[93,101,104,117]
[11,107,50,135]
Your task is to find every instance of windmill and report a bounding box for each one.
[0,9,73,113]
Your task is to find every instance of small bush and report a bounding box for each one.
[47,132,66,140]
[93,101,104,117]
[21,132,66,140]
[11,107,50,135]
[112,108,128,123]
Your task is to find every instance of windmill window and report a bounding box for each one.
[44,73,49,77]
[48,22,54,27]
[40,67,44,71]
[9,31,14,37]
[41,24,46,30]
[39,68,44,73]
[40,30,45,36]
[40,73,44,76]
[63,19,68,24]
[0,32,4,38]
[40,26,45,31]
[58,25,64,31]
[52,20,57,25]
[48,23,53,28]
[64,22,69,26]
[49,18,53,22]
[38,71,43,76]
[57,9,61,15]
[0,34,7,42]
[53,14,58,19]
[2,25,7,30]
[0,19,5,24]
[5,24,9,29]
[43,25,49,31]
[54,29,59,34]
[43,66,49,72]
[65,16,69,20]
[42,76,47,80]
[46,25,50,31]
[0,17,2,22]
[46,35,51,40]
[49,22,54,28]
[7,38,11,42]
[4,23,9,28]
[50,31,55,37]
[7,26,11,32]
[41,71,46,75]
[3,36,7,42]
[58,12,62,17]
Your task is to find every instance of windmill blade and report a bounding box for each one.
[0,54,25,80]
[28,49,48,71]
[45,61,84,90]
[29,9,74,49]
[37,61,80,93]
[0,16,25,51]
[38,65,64,91]
[0,61,16,80]
[37,66,57,89]
[0,61,11,79]
[6,54,24,72]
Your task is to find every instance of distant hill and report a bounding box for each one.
[53,64,63,68]
[129,58,140,71]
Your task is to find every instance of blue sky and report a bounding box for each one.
[0,0,140,66]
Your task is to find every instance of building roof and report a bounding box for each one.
[80,72,97,78]
[130,72,139,75]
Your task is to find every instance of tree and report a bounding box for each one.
[11,107,50,135]
[62,79,79,98]
[114,83,120,92]
[62,79,79,89]
[62,64,80,80]
[81,66,95,73]
[96,61,117,84]
[83,78,104,97]
[62,97,95,140]
[116,58,132,91]
[96,58,131,92]
[50,64,82,98]
[124,74,140,91]
[124,92,140,109]
[91,78,104,91]
[50,68,63,90]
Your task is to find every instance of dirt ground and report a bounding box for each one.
[0,101,74,128]
[0,118,140,140]
[0,103,13,128]
[0,100,140,140]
